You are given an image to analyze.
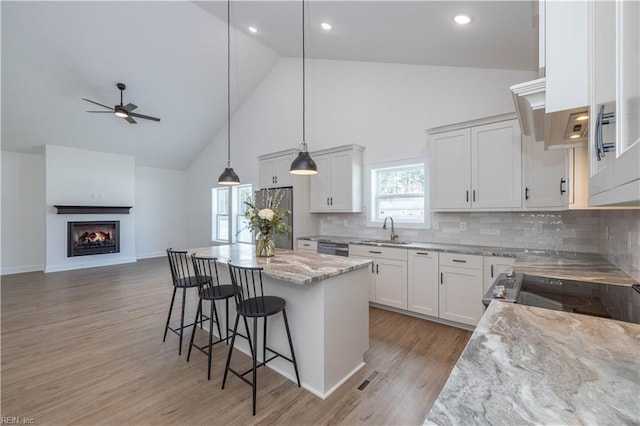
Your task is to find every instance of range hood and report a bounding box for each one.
[510,78,589,150]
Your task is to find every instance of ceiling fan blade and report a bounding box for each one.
[82,98,114,110]
[124,103,138,112]
[124,116,137,124]
[130,112,160,122]
[87,111,114,113]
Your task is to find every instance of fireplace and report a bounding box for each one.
[67,221,120,257]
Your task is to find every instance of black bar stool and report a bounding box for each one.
[187,255,237,380]
[163,248,208,355]
[222,263,301,416]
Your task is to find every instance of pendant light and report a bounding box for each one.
[290,0,318,175]
[218,0,240,185]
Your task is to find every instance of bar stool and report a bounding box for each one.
[222,263,300,416]
[163,248,208,355]
[187,255,237,380]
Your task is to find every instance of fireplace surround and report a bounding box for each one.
[67,221,120,257]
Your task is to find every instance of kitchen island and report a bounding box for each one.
[425,301,640,425]
[188,244,372,398]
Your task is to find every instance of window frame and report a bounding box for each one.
[365,158,430,230]
[212,183,254,244]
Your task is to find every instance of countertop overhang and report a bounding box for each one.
[188,243,372,285]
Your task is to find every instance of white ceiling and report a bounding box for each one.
[197,0,539,70]
[1,1,538,170]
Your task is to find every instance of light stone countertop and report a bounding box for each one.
[300,236,639,286]
[425,301,640,426]
[188,243,372,285]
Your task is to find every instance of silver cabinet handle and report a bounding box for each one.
[595,104,615,161]
[368,250,382,254]
[452,259,467,263]
[415,252,431,256]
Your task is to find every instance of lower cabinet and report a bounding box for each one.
[483,256,516,294]
[407,250,439,316]
[349,245,408,308]
[296,239,317,253]
[438,253,484,327]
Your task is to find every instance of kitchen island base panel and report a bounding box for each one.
[212,265,370,399]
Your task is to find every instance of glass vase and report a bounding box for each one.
[256,231,276,257]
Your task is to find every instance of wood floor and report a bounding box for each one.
[1,258,471,425]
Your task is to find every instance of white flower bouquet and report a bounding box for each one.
[243,188,292,238]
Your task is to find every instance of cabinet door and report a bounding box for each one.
[471,120,522,209]
[439,265,483,326]
[274,155,293,187]
[407,251,438,316]
[589,0,616,195]
[259,158,277,189]
[328,151,353,211]
[524,135,569,208]
[482,256,516,295]
[617,0,640,156]
[309,154,331,211]
[374,259,408,309]
[430,129,471,209]
[350,254,375,302]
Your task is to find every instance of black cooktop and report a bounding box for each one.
[483,273,640,324]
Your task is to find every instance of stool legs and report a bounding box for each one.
[186,300,202,362]
[252,317,258,416]
[178,287,186,355]
[282,308,301,387]
[222,313,241,390]
[163,287,178,342]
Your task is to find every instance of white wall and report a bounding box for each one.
[186,57,537,247]
[135,166,187,258]
[1,151,45,274]
[44,145,136,272]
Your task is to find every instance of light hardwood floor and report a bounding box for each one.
[1,258,471,425]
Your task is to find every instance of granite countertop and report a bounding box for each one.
[188,243,371,286]
[299,236,639,286]
[426,301,640,425]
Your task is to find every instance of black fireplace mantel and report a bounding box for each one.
[54,205,133,214]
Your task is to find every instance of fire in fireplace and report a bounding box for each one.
[67,221,120,257]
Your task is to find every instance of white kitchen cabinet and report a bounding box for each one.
[296,239,317,253]
[258,150,296,189]
[309,145,364,213]
[350,244,407,309]
[482,256,516,295]
[523,135,571,208]
[407,250,439,317]
[438,253,484,327]
[588,0,640,206]
[430,116,522,211]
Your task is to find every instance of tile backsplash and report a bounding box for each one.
[318,209,640,281]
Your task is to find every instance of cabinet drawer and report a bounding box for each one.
[349,244,408,261]
[297,239,317,251]
[439,253,482,270]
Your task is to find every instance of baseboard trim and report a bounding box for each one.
[136,251,165,260]
[1,264,45,276]
[44,257,137,273]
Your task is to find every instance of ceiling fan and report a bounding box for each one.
[82,82,160,124]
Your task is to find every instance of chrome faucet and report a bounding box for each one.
[382,216,399,242]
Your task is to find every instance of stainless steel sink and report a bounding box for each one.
[360,239,411,245]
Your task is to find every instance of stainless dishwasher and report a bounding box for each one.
[317,242,349,257]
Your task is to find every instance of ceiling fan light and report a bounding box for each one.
[290,150,318,175]
[114,108,128,118]
[218,164,241,185]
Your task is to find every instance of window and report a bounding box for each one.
[234,184,253,243]
[212,183,253,243]
[211,187,229,242]
[368,160,429,228]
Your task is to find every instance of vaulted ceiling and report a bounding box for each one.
[1,1,537,170]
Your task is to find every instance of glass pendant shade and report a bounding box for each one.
[218,161,240,185]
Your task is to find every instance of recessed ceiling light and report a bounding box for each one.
[569,134,581,139]
[454,15,472,25]
[576,114,589,121]
[248,26,258,33]
[320,22,332,31]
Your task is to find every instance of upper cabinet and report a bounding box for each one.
[588,0,640,206]
[309,145,364,213]
[430,117,522,211]
[258,149,296,189]
[523,135,571,209]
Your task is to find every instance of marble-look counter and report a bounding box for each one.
[189,243,371,285]
[426,301,640,425]
[300,236,639,286]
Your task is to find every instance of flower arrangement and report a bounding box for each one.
[242,188,291,256]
